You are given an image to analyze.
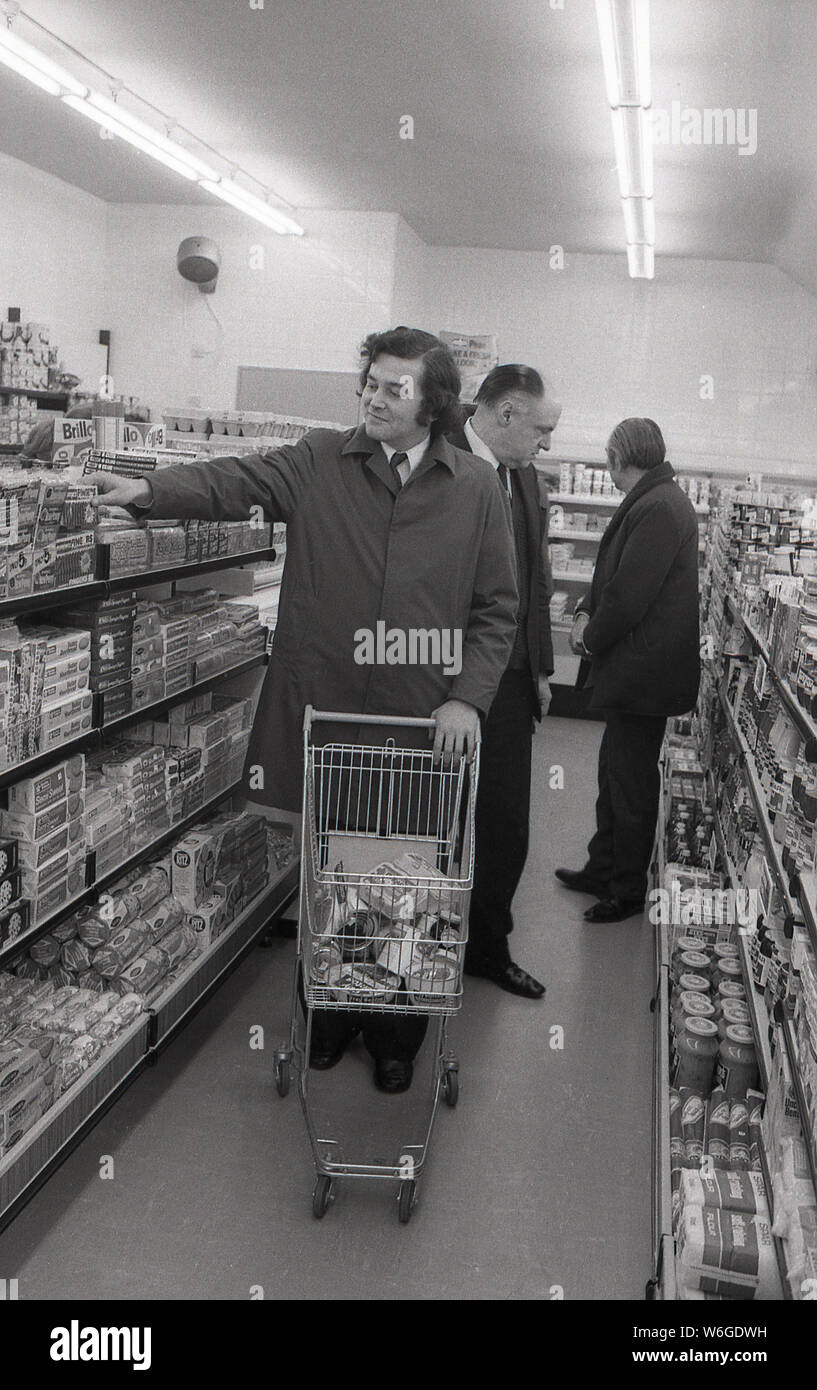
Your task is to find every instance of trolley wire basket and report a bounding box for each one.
[275,707,480,1222]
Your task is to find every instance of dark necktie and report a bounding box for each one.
[391,451,409,489]
[497,462,512,502]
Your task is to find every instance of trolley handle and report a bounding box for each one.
[303,706,438,733]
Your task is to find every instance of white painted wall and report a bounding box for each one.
[103,205,400,419]
[396,245,817,476]
[0,152,108,390]
[4,147,817,478]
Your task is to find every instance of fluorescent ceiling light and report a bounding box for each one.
[610,106,653,198]
[621,197,655,245]
[84,92,220,181]
[62,94,199,181]
[0,26,87,95]
[199,179,304,236]
[627,243,654,278]
[1,20,304,235]
[595,0,651,108]
[0,43,60,93]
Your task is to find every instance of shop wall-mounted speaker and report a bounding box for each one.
[177,236,221,294]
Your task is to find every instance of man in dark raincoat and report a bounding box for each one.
[95,327,518,1093]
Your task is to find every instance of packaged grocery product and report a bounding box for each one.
[30,934,61,967]
[159,923,198,971]
[116,946,170,995]
[92,923,151,978]
[60,938,92,974]
[679,1169,769,1217]
[326,961,400,1004]
[707,1086,732,1169]
[679,1088,708,1168]
[142,895,184,943]
[171,829,218,907]
[75,907,112,949]
[54,1033,104,1092]
[676,1204,778,1299]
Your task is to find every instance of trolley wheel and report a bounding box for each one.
[312,1175,334,1219]
[443,1066,459,1108]
[274,1051,291,1097]
[398,1179,417,1224]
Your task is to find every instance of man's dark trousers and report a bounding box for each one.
[305,984,428,1061]
[584,711,667,903]
[466,668,538,969]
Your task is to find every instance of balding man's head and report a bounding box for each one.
[471,363,562,468]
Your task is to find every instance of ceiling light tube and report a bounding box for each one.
[0,27,87,95]
[595,0,651,108]
[621,196,655,245]
[0,45,61,94]
[84,91,221,181]
[610,106,653,198]
[62,94,199,180]
[199,178,304,235]
[627,243,654,278]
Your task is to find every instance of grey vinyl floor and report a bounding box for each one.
[0,715,656,1301]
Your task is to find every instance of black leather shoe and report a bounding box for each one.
[583,896,645,923]
[309,1043,346,1070]
[465,959,545,998]
[555,867,609,896]
[374,1058,413,1093]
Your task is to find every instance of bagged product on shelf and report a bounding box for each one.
[707,1086,732,1168]
[60,938,92,974]
[680,1168,769,1217]
[159,922,198,972]
[75,906,113,950]
[115,945,170,996]
[747,1089,765,1169]
[92,923,151,978]
[729,1098,752,1170]
[679,1088,708,1168]
[29,934,61,968]
[54,1033,104,1093]
[676,1204,778,1299]
[141,895,184,944]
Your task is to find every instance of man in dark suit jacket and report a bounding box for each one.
[448,364,561,997]
[556,417,701,922]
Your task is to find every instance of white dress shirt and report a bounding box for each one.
[382,435,431,485]
[464,415,513,500]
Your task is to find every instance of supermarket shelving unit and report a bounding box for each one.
[0,540,299,1229]
[0,856,297,1232]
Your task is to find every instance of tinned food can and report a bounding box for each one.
[326,961,400,1004]
[406,951,459,1005]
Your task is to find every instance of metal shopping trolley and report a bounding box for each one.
[275,706,479,1223]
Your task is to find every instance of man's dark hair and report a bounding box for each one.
[474,363,545,407]
[357,326,462,433]
[606,417,666,472]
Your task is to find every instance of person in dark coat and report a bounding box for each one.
[94,327,518,1093]
[555,417,700,922]
[447,364,561,997]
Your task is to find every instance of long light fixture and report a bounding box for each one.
[595,0,654,278]
[62,95,201,181]
[198,179,304,236]
[0,24,86,95]
[0,9,304,235]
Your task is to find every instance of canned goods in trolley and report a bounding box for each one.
[337,907,380,962]
[406,952,459,1005]
[326,961,401,1004]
